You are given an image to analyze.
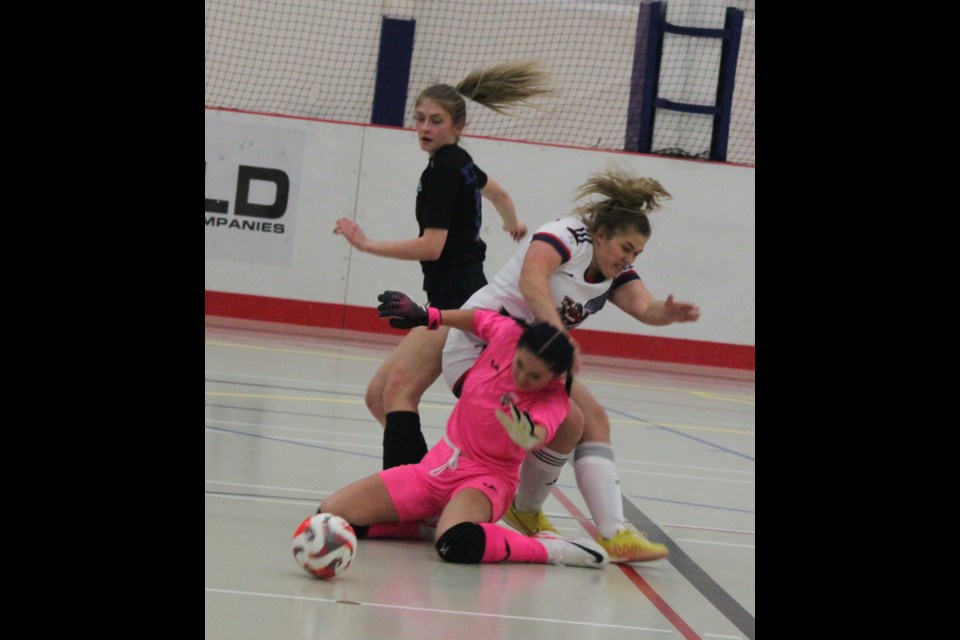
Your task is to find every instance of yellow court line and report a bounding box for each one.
[688,391,755,405]
[609,417,753,436]
[206,342,755,406]
[205,393,751,436]
[204,391,452,411]
[578,376,754,405]
[205,340,385,363]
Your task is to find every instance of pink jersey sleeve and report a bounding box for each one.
[471,308,520,343]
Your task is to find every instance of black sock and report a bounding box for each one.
[352,524,370,539]
[382,411,428,469]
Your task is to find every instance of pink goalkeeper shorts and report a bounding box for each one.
[378,436,517,523]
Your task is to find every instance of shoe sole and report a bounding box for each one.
[503,511,557,537]
[606,550,669,563]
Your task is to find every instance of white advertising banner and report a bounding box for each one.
[205,118,306,267]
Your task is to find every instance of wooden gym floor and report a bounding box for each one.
[204,318,755,640]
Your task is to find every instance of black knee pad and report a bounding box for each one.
[435,522,485,564]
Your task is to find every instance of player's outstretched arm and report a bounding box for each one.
[376,291,476,333]
[482,179,527,242]
[334,218,448,261]
[610,280,701,326]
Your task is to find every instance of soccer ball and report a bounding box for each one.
[291,513,358,579]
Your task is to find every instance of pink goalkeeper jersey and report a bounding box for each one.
[445,309,569,473]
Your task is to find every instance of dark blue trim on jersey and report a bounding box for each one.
[611,269,641,290]
[371,17,416,127]
[583,293,610,317]
[532,233,571,264]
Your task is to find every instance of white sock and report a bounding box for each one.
[513,447,569,512]
[574,442,626,540]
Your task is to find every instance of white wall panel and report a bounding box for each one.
[205,109,754,347]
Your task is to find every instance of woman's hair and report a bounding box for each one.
[517,321,576,395]
[574,168,671,239]
[416,60,551,131]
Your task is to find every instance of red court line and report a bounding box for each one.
[551,487,702,640]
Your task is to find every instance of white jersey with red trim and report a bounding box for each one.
[461,216,638,328]
[441,217,640,391]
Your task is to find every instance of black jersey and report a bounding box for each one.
[415,144,489,303]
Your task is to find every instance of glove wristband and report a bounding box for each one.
[427,307,442,330]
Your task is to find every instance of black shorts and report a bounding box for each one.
[426,271,487,310]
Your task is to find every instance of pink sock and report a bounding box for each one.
[366,521,432,540]
[479,523,548,564]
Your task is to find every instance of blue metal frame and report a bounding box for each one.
[371,17,416,127]
[626,2,744,162]
[711,8,744,162]
[626,1,666,153]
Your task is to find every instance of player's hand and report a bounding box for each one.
[495,401,539,449]
[376,291,441,329]
[504,219,528,242]
[663,294,701,323]
[333,217,368,251]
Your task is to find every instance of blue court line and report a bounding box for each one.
[207,422,755,637]
[597,407,755,638]
[206,425,754,518]
[552,482,755,515]
[621,496,755,640]
[204,402,448,432]
[204,424,381,460]
[604,406,755,462]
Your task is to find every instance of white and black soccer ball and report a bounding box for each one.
[291,513,358,579]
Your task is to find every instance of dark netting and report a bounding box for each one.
[205,0,754,166]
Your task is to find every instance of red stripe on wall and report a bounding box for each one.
[204,290,754,371]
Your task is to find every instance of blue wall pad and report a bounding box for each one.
[371,17,416,127]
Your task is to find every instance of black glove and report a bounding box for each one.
[377,291,441,329]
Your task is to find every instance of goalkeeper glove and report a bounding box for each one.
[495,401,539,450]
[376,290,441,329]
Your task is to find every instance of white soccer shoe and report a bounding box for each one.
[533,531,610,569]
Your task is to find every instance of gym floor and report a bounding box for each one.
[204,318,755,640]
